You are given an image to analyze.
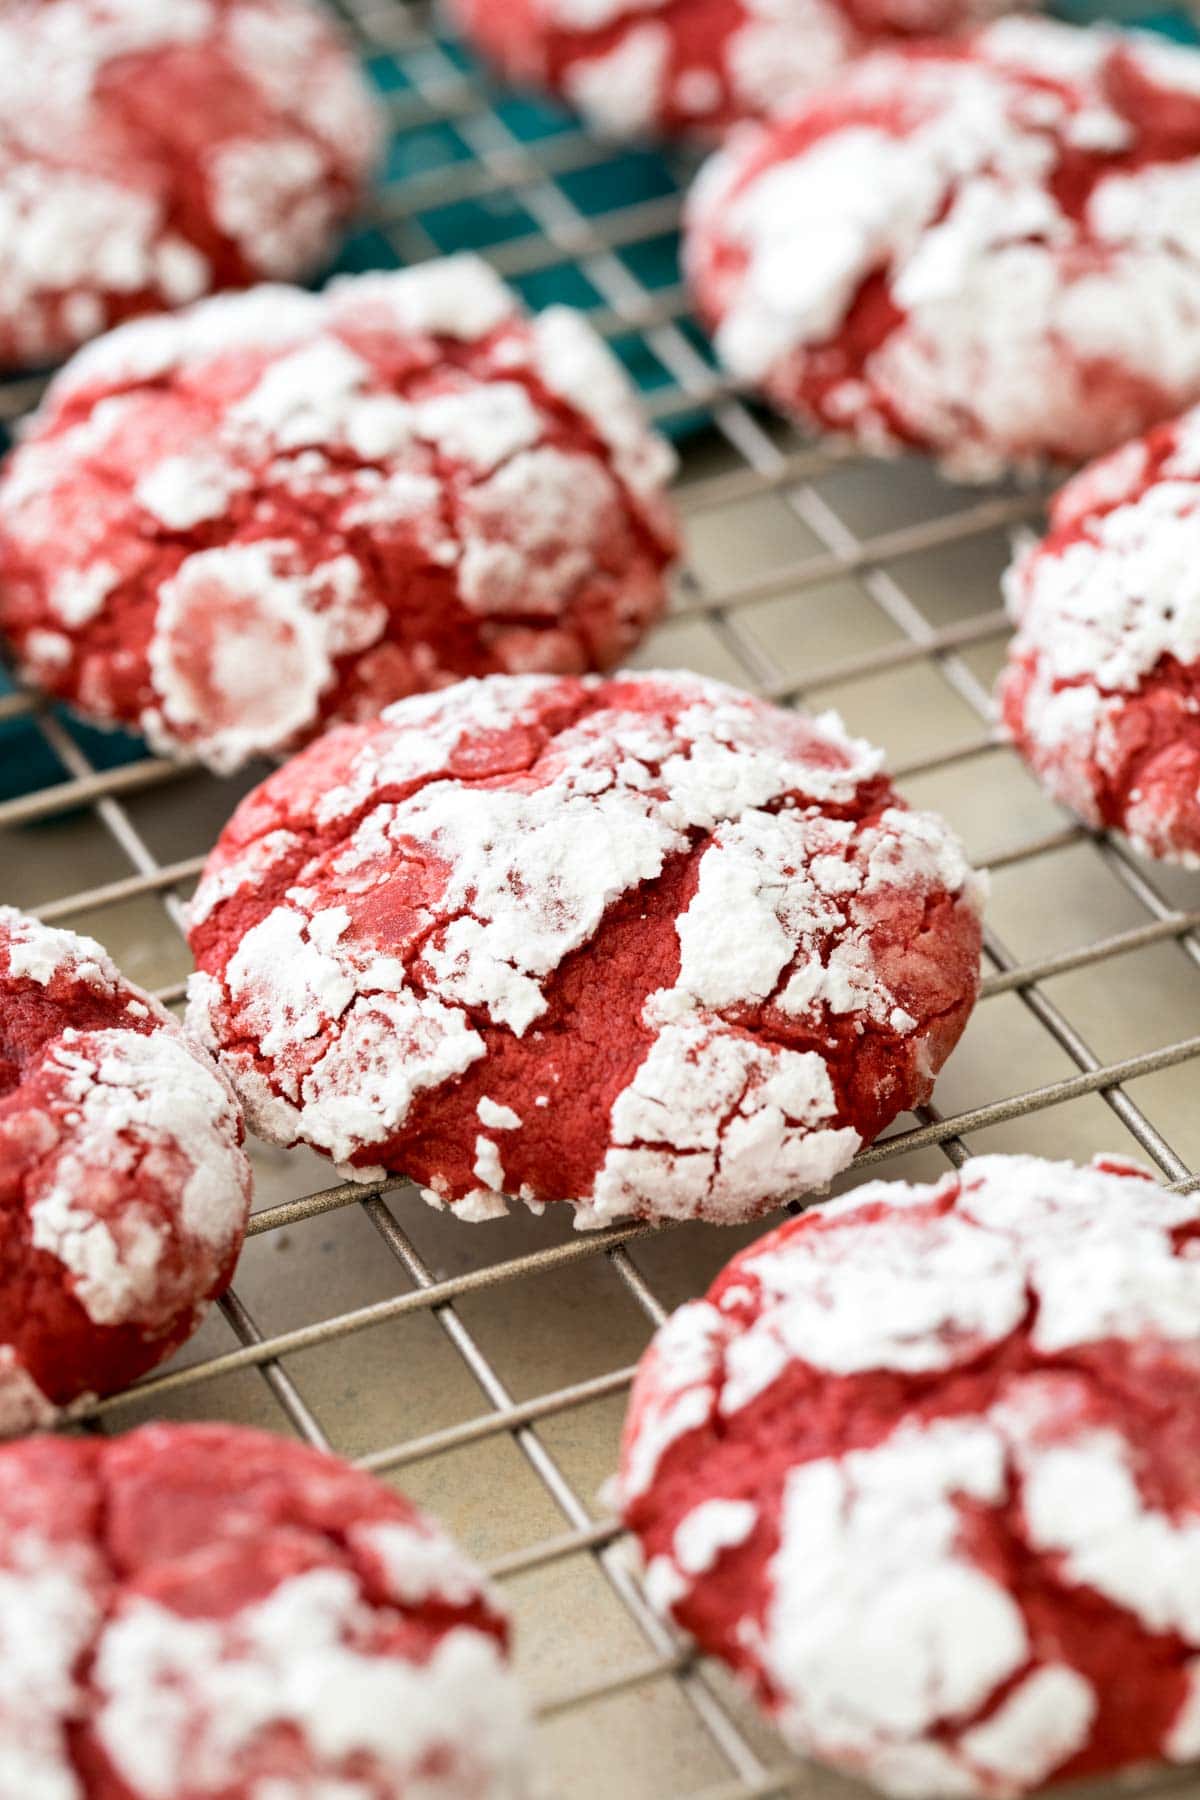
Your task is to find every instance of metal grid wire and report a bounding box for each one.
[5,2,1200,1795]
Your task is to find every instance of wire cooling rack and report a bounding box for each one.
[6,2,1200,1795]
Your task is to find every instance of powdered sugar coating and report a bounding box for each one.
[618,1152,1200,1795]
[186,670,982,1228]
[0,0,380,372]
[0,907,251,1423]
[686,19,1200,480]
[0,262,677,772]
[450,0,1020,142]
[999,403,1200,864]
[0,1424,531,1797]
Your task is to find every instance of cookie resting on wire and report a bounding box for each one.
[0,259,678,772]
[685,18,1200,480]
[0,907,250,1432]
[617,1153,1200,1797]
[1000,404,1200,866]
[449,0,1024,142]
[0,1423,531,1798]
[0,0,381,372]
[185,670,984,1228]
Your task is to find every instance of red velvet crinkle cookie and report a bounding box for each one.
[0,1422,531,1798]
[186,670,983,1228]
[0,907,250,1431]
[685,18,1200,480]
[0,261,678,773]
[999,407,1200,865]
[449,0,1020,141]
[617,1153,1200,1797]
[0,0,381,372]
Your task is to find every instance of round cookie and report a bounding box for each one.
[0,0,381,372]
[616,1153,1200,1798]
[0,260,678,773]
[0,1422,531,1797]
[999,406,1200,865]
[685,18,1200,480]
[0,907,251,1430]
[185,670,983,1228]
[450,0,1022,142]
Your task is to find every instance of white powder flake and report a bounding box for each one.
[50,562,121,628]
[619,1300,727,1502]
[587,1018,860,1228]
[355,1520,497,1611]
[0,1351,59,1438]
[765,1421,1026,1762]
[301,993,483,1168]
[565,25,673,139]
[1007,1403,1200,1641]
[1,908,125,996]
[729,1194,1027,1383]
[1005,483,1200,700]
[135,456,249,530]
[726,4,852,119]
[958,1666,1096,1789]
[411,383,544,473]
[145,543,350,772]
[673,1497,757,1575]
[478,1097,521,1130]
[457,449,623,617]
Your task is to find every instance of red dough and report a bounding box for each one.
[0,261,678,772]
[0,907,251,1430]
[0,1422,531,1797]
[617,1154,1200,1797]
[186,670,983,1228]
[685,19,1200,479]
[999,406,1200,866]
[450,0,1020,141]
[0,0,381,372]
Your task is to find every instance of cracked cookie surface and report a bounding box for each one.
[0,907,250,1429]
[450,0,1021,142]
[0,1422,531,1798]
[685,18,1200,479]
[186,670,983,1227]
[0,260,678,771]
[1000,404,1200,865]
[617,1153,1200,1796]
[0,0,380,371]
